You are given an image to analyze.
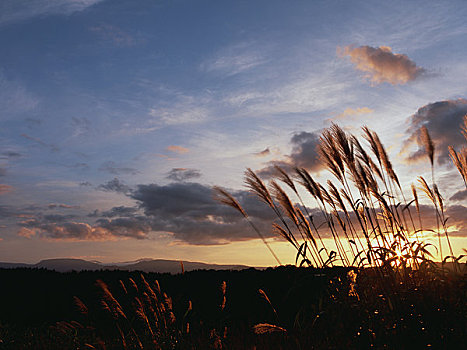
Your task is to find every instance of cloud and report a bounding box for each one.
[0,184,12,194]
[99,161,139,175]
[47,203,79,209]
[0,73,38,117]
[1,151,22,159]
[97,178,131,194]
[131,182,277,245]
[450,190,467,201]
[403,99,467,164]
[166,145,189,154]
[166,168,201,182]
[71,117,91,137]
[0,0,104,26]
[258,131,323,178]
[255,148,271,157]
[339,45,425,85]
[20,133,60,152]
[201,41,267,76]
[18,214,149,241]
[335,107,373,119]
[89,24,135,47]
[100,206,139,218]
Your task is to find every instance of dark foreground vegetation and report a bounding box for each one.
[0,265,465,349]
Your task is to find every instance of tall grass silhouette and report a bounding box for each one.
[215,123,465,271]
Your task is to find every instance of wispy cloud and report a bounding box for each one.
[335,107,374,119]
[89,23,135,47]
[166,168,201,182]
[254,148,270,157]
[71,117,91,137]
[0,0,104,26]
[0,73,38,117]
[339,45,425,85]
[20,133,60,152]
[99,161,139,175]
[201,42,268,77]
[97,178,131,194]
[0,184,13,194]
[166,145,189,154]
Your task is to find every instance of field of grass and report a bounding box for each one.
[1,123,466,349]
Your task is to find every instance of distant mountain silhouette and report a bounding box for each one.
[0,258,251,273]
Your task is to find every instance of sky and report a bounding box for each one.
[0,0,466,266]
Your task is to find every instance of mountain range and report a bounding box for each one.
[0,258,252,274]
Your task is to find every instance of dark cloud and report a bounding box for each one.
[97,178,131,194]
[95,217,149,239]
[339,45,425,85]
[18,214,149,241]
[258,131,323,178]
[166,168,201,182]
[80,181,93,187]
[100,206,139,218]
[99,161,139,175]
[450,189,467,201]
[131,182,277,245]
[47,203,79,209]
[403,99,467,164]
[0,168,6,177]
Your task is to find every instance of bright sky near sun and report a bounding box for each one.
[0,0,466,266]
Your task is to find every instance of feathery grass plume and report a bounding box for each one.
[319,129,345,182]
[433,185,444,213]
[96,280,127,320]
[213,186,248,218]
[272,223,298,248]
[374,131,400,188]
[119,280,128,295]
[154,280,161,294]
[449,146,467,188]
[213,185,282,265]
[411,184,420,216]
[327,181,346,212]
[417,177,436,204]
[295,167,323,202]
[420,126,435,167]
[129,278,139,293]
[461,114,467,140]
[362,126,381,164]
[220,281,227,311]
[258,289,279,322]
[274,165,297,194]
[270,180,299,226]
[244,168,275,208]
[73,296,88,315]
[253,323,287,335]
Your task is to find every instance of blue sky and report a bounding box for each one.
[0,0,466,265]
